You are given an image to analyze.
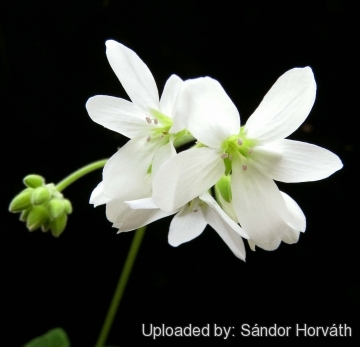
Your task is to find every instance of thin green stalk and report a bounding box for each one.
[55,159,107,192]
[95,226,147,347]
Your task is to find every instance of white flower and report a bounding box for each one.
[111,191,248,260]
[152,67,343,249]
[86,40,185,205]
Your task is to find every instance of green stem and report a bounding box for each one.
[55,159,107,192]
[95,226,147,347]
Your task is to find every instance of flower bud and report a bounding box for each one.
[9,188,33,212]
[50,213,67,237]
[31,186,52,206]
[11,174,73,237]
[23,174,44,188]
[215,175,232,203]
[26,206,48,231]
[48,199,65,219]
[63,199,73,214]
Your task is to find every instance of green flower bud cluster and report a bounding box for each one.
[9,174,72,237]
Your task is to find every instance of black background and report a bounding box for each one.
[1,0,358,345]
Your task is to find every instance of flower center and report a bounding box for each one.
[187,197,203,213]
[220,126,258,174]
[145,109,173,142]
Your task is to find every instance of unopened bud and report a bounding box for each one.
[215,175,232,203]
[48,199,65,219]
[9,188,33,212]
[26,206,48,231]
[11,174,74,237]
[31,186,52,206]
[23,174,44,188]
[50,213,67,237]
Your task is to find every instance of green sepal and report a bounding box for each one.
[41,219,51,232]
[31,186,52,206]
[215,175,232,203]
[27,206,48,231]
[9,188,33,212]
[50,213,67,237]
[48,199,65,219]
[23,174,45,188]
[20,208,31,222]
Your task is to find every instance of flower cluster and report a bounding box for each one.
[87,40,342,260]
[9,175,72,237]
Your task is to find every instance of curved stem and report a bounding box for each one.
[95,226,147,347]
[55,159,107,192]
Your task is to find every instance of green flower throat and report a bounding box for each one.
[221,127,258,175]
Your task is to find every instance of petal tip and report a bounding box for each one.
[105,39,118,48]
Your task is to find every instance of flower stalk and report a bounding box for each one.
[95,226,146,347]
[56,159,108,192]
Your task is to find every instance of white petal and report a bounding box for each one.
[118,208,175,232]
[89,181,112,207]
[231,158,293,246]
[203,204,246,260]
[105,40,159,112]
[281,191,306,232]
[125,197,158,210]
[199,191,248,239]
[255,238,282,251]
[252,139,343,183]
[86,96,152,139]
[168,206,207,246]
[105,181,153,223]
[215,193,239,224]
[103,137,155,199]
[281,228,300,245]
[152,147,225,211]
[159,74,183,118]
[176,77,240,148]
[106,198,129,223]
[245,67,316,143]
[248,239,256,251]
[152,140,176,178]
